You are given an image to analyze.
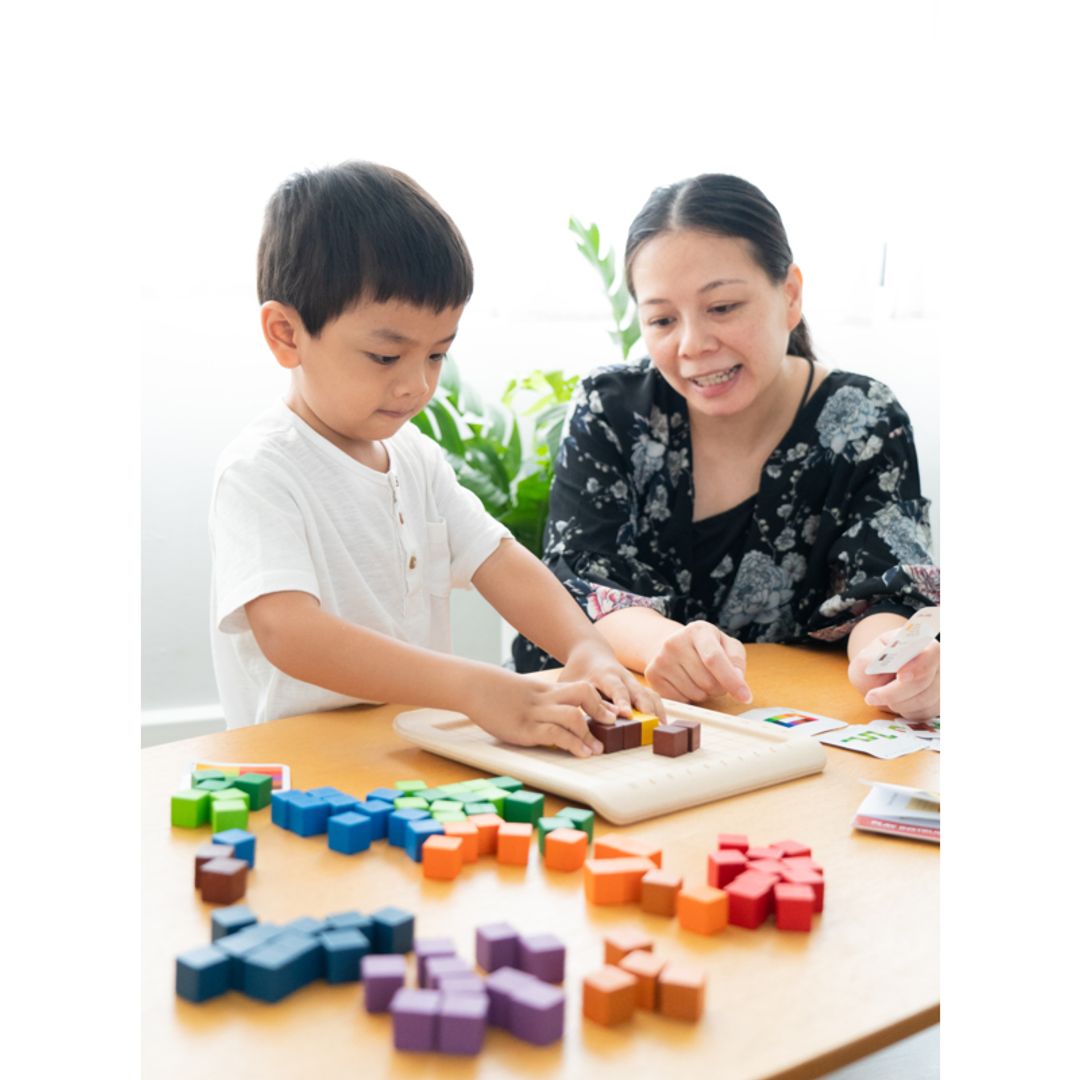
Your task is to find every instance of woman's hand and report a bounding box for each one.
[559,639,666,720]
[642,621,753,705]
[849,633,940,721]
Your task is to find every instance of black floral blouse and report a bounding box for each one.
[512,357,939,673]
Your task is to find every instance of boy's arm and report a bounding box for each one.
[471,539,665,719]
[244,590,611,756]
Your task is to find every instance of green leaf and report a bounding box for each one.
[410,408,435,440]
[426,397,467,458]
[439,354,462,410]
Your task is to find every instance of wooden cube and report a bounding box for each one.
[422,835,464,881]
[582,965,638,1026]
[631,710,661,745]
[779,867,825,912]
[544,828,588,872]
[603,927,654,965]
[442,821,479,863]
[658,962,706,1021]
[774,882,815,931]
[618,949,667,1010]
[594,835,663,868]
[615,718,642,748]
[726,870,776,929]
[652,725,690,757]
[469,813,503,856]
[771,839,812,858]
[676,885,729,935]
[708,849,748,888]
[496,823,532,865]
[672,717,701,750]
[583,857,655,905]
[200,857,248,904]
[588,718,624,753]
[195,842,233,888]
[716,832,750,852]
[640,868,683,916]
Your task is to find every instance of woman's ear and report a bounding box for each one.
[261,301,304,370]
[784,264,804,331]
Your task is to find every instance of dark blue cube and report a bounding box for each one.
[328,811,374,855]
[176,944,231,1002]
[242,932,323,1002]
[367,786,402,805]
[370,906,415,954]
[404,819,445,862]
[354,799,394,841]
[215,923,283,987]
[320,928,372,983]
[210,904,257,942]
[325,910,375,939]
[212,828,256,867]
[288,793,332,836]
[283,915,326,936]
[388,808,430,848]
[307,786,343,799]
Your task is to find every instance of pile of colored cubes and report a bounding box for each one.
[380,922,567,1054]
[587,709,703,757]
[170,768,274,832]
[175,904,415,1004]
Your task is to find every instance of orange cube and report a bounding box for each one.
[469,813,503,856]
[640,868,684,916]
[594,835,663,868]
[603,927,654,965]
[422,835,464,881]
[583,856,655,905]
[442,821,479,863]
[582,964,638,1026]
[658,962,707,1021]
[496,823,532,865]
[676,884,729,935]
[544,827,588,871]
[618,949,667,1010]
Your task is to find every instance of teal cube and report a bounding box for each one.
[458,779,489,792]
[394,796,429,811]
[503,790,545,826]
[486,776,524,792]
[536,817,567,854]
[432,810,467,823]
[471,789,507,815]
[430,800,463,814]
[191,769,226,786]
[171,789,210,828]
[555,806,595,842]
[233,773,273,811]
[211,799,249,831]
[195,778,232,792]
[464,802,498,816]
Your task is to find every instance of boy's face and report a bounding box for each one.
[264,298,463,463]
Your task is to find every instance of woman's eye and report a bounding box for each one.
[710,303,739,315]
[367,353,399,365]
[648,316,675,328]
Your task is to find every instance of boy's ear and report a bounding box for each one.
[261,301,304,369]
[784,264,804,331]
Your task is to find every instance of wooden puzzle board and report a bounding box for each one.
[392,699,827,824]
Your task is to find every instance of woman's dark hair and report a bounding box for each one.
[257,161,473,337]
[625,174,816,363]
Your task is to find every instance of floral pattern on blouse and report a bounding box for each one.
[512,357,939,672]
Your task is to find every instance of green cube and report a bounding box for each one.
[430,800,463,813]
[464,802,498,816]
[194,778,231,792]
[171,789,210,828]
[394,796,429,810]
[432,810,468,823]
[503,790,545,825]
[458,779,489,792]
[395,779,428,794]
[191,769,225,786]
[211,799,249,831]
[232,773,273,811]
[471,789,507,815]
[555,806,595,842]
[419,787,449,802]
[486,776,524,792]
[536,817,567,854]
[210,788,251,809]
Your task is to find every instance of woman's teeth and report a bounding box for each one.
[692,365,741,387]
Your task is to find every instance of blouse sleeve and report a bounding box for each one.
[807,390,940,643]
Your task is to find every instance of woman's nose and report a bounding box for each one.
[678,316,718,359]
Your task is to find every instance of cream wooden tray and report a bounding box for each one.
[392,699,826,825]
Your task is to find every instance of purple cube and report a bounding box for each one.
[509,979,565,1046]
[426,955,474,989]
[517,932,565,984]
[437,994,488,1055]
[485,966,539,1029]
[390,988,440,1051]
[476,922,519,972]
[414,936,456,988]
[361,953,406,1013]
[438,973,487,997]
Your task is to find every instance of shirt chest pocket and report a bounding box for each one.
[424,520,452,597]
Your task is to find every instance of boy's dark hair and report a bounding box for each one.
[257,161,473,336]
[625,173,817,364]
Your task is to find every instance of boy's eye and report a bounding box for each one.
[429,352,447,363]
[366,353,399,365]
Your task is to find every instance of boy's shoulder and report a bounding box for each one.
[214,400,304,483]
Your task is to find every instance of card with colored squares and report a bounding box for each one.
[184,760,292,790]
[738,706,847,738]
[392,700,826,825]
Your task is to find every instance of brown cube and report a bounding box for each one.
[616,718,642,748]
[588,718,624,754]
[618,949,667,1010]
[194,842,234,888]
[603,927,654,965]
[199,856,248,904]
[640,867,683,916]
[652,724,690,757]
[672,717,701,750]
[582,965,638,1026]
[658,962,707,1021]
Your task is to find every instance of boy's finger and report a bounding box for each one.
[560,681,619,725]
[547,705,606,755]
[533,719,595,758]
[630,681,666,721]
[598,674,632,715]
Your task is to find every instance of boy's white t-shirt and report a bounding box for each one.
[209,400,511,727]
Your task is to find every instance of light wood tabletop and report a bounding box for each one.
[142,643,939,1080]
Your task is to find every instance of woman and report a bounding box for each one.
[513,174,939,720]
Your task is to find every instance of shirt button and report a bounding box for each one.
[399,513,405,524]
[408,555,417,570]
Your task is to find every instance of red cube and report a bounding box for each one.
[707,849,747,889]
[716,833,749,853]
[779,866,825,913]
[774,882,815,931]
[725,870,775,929]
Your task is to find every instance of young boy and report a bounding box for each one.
[209,161,663,757]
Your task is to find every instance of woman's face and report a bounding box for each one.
[632,230,803,419]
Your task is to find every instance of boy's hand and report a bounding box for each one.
[559,640,666,721]
[849,633,940,721]
[642,622,753,706]
[465,672,619,758]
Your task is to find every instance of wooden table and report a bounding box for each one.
[142,644,939,1079]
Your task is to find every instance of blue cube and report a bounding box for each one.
[370,906,415,954]
[242,932,323,1002]
[404,819,445,862]
[388,808,430,848]
[328,811,374,855]
[288,793,332,836]
[355,799,394,841]
[210,904,257,942]
[325,910,375,939]
[283,916,326,936]
[367,786,402,805]
[216,923,282,987]
[322,792,362,816]
[270,789,305,828]
[307,786,343,799]
[176,944,231,1002]
[213,828,256,867]
[320,928,372,983]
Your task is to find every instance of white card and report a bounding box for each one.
[869,718,940,741]
[739,706,848,738]
[818,724,926,759]
[865,607,940,675]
